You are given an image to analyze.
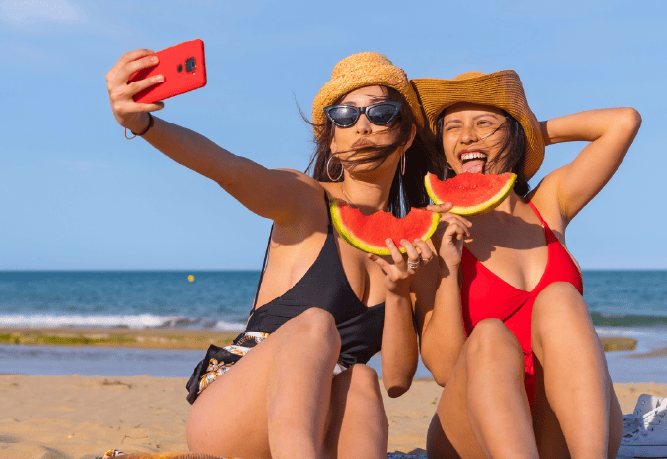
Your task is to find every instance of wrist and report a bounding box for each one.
[130,112,154,136]
[437,266,459,281]
[386,286,411,300]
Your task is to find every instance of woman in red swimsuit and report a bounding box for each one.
[412,71,641,458]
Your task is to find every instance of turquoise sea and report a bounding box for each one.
[1,270,667,382]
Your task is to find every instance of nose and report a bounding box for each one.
[460,124,478,144]
[355,113,372,135]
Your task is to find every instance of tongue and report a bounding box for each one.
[462,160,485,174]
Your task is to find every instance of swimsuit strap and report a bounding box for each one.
[526,200,548,228]
[248,190,332,318]
[248,224,273,318]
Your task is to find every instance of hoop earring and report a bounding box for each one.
[327,156,343,182]
[401,152,406,176]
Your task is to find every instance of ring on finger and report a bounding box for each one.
[407,260,420,269]
[421,256,433,264]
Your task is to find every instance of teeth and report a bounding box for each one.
[460,152,487,161]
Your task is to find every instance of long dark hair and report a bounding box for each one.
[435,109,530,197]
[304,87,440,217]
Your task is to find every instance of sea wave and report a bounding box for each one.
[0,313,246,331]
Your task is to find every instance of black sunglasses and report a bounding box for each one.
[323,101,402,128]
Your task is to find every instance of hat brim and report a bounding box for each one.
[412,70,544,180]
[312,68,424,133]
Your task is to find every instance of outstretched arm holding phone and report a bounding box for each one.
[105,48,437,459]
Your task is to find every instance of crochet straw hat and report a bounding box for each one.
[312,52,424,136]
[412,70,544,180]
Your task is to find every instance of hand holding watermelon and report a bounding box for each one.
[427,205,471,276]
[367,238,434,295]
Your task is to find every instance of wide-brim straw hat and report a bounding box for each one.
[312,52,424,136]
[412,70,544,180]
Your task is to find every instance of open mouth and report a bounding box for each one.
[459,151,487,174]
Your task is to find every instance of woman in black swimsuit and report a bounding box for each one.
[105,51,442,458]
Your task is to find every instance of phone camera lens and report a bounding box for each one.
[185,57,196,73]
[177,64,183,73]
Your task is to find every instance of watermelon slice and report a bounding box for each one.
[425,172,517,216]
[330,200,440,256]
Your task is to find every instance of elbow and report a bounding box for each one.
[381,364,416,398]
[422,355,451,387]
[384,379,412,398]
[433,373,449,387]
[618,107,642,135]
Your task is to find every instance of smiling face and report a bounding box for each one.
[329,85,410,174]
[441,102,509,175]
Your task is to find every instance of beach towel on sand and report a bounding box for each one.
[96,449,429,458]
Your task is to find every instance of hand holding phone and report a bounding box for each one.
[128,39,207,104]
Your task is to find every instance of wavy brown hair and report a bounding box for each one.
[304,87,442,218]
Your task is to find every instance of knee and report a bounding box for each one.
[347,364,381,398]
[532,282,589,328]
[292,307,341,350]
[465,319,523,369]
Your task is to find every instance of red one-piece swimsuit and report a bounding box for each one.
[460,201,583,407]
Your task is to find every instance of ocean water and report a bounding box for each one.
[1,270,667,381]
[1,270,666,332]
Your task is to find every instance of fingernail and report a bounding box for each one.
[151,57,159,64]
[386,238,393,245]
[156,75,164,82]
[414,239,420,244]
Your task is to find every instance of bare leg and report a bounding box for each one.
[427,319,538,459]
[186,307,341,459]
[531,282,623,459]
[324,364,388,459]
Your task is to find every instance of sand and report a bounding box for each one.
[1,374,665,459]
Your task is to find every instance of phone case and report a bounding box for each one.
[129,39,207,104]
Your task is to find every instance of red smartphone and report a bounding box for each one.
[129,39,207,104]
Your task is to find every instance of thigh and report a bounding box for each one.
[186,309,338,459]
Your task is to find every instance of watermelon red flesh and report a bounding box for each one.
[425,172,517,216]
[330,201,440,256]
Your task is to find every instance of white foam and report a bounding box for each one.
[0,313,243,330]
[213,321,245,332]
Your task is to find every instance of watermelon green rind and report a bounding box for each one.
[330,200,440,256]
[425,172,517,216]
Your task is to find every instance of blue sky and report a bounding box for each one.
[1,0,665,270]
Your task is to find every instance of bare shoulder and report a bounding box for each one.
[525,173,567,233]
[272,168,331,224]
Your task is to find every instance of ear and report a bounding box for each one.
[404,124,417,151]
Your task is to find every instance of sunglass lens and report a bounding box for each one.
[328,106,359,127]
[367,104,399,125]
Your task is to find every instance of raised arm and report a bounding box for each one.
[533,108,641,224]
[417,208,471,386]
[106,49,319,224]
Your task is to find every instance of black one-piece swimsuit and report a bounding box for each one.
[186,193,386,404]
